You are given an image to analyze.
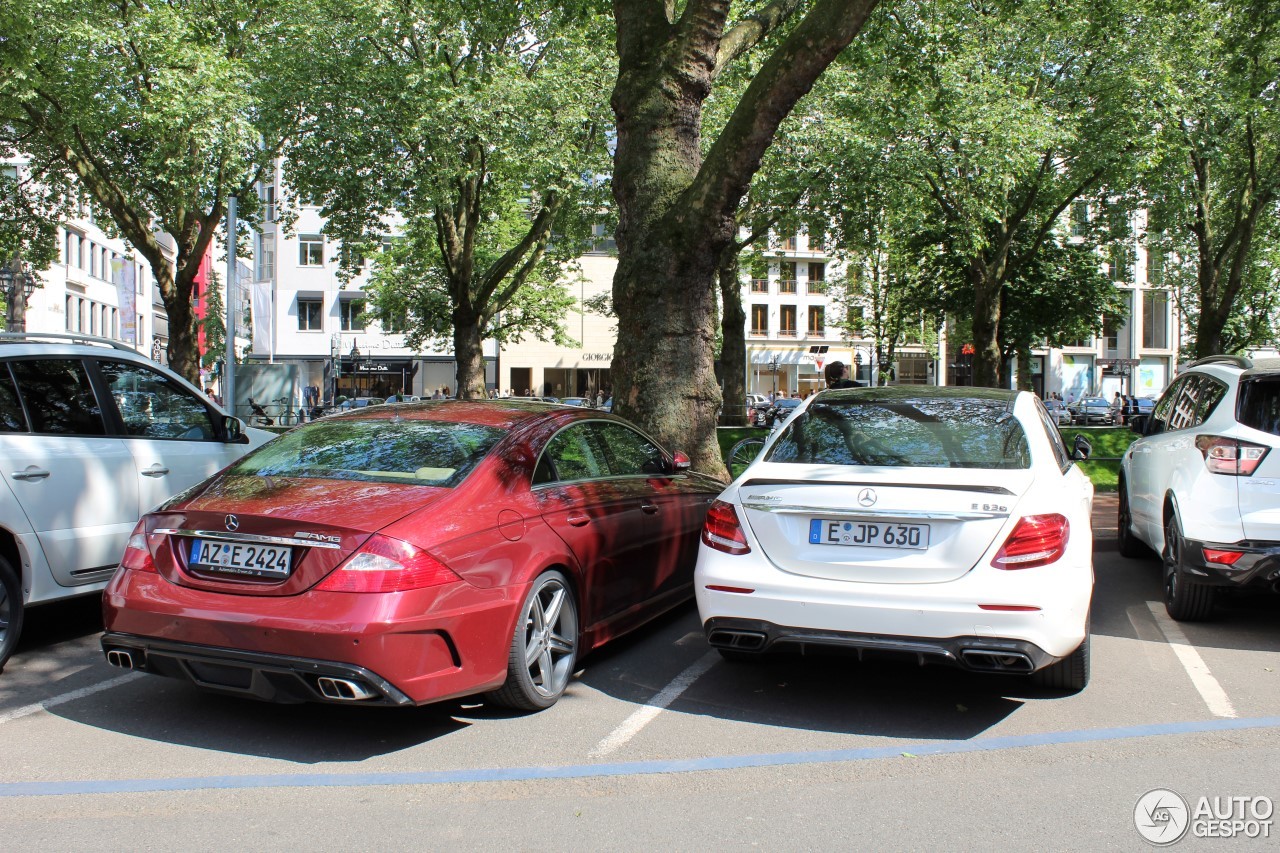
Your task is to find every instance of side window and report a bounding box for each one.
[1167,376,1204,432]
[539,424,607,483]
[591,421,668,476]
[1033,401,1071,470]
[9,358,108,435]
[97,360,216,441]
[1194,377,1228,425]
[1151,377,1185,429]
[0,364,28,432]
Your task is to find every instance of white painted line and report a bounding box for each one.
[0,672,143,725]
[590,651,719,758]
[1146,601,1237,718]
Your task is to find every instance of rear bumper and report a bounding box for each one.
[1180,538,1280,590]
[102,567,521,705]
[703,617,1060,673]
[101,633,414,705]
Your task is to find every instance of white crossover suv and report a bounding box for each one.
[1118,355,1280,621]
[696,386,1095,691]
[0,333,274,668]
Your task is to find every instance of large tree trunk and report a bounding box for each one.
[451,305,487,399]
[970,260,1003,388]
[719,254,747,426]
[609,0,879,477]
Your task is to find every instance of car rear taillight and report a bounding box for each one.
[1203,548,1244,566]
[991,514,1070,570]
[316,535,461,593]
[120,528,156,573]
[702,500,751,555]
[1196,435,1270,476]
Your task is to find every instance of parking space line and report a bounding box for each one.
[0,672,143,725]
[1146,601,1237,718]
[589,650,719,757]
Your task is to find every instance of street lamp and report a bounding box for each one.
[768,354,781,397]
[0,259,39,332]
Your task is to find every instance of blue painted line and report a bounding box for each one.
[3,715,1278,798]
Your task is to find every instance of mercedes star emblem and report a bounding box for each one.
[857,488,877,507]
[225,514,239,531]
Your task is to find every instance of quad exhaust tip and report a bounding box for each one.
[105,649,136,670]
[316,676,376,701]
[960,649,1034,673]
[707,629,767,651]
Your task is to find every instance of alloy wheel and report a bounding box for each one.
[520,576,577,699]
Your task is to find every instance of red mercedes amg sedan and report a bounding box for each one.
[102,401,721,711]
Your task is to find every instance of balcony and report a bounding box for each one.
[750,328,769,337]
[778,328,797,337]
[778,280,797,295]
[750,278,768,293]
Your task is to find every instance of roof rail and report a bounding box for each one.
[1188,354,1252,370]
[0,332,142,354]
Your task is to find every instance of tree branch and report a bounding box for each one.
[712,0,807,79]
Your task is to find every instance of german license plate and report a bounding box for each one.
[808,519,930,550]
[189,539,292,579]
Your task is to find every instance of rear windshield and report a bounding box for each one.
[765,397,1030,469]
[1237,379,1280,436]
[228,418,504,486]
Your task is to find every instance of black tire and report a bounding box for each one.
[1163,514,1215,621]
[0,556,24,672]
[1032,633,1090,692]
[1116,480,1147,559]
[486,570,578,711]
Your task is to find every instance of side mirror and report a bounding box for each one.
[223,415,248,444]
[1129,415,1148,436]
[672,451,691,472]
[1070,434,1092,461]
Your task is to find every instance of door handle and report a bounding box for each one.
[566,514,590,527]
[640,503,658,515]
[140,466,170,477]
[11,467,50,481]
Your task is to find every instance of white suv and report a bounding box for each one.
[1119,355,1280,620]
[0,333,274,668]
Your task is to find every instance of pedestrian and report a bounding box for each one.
[1111,392,1124,425]
[204,386,221,406]
[824,360,856,389]
[596,390,605,408]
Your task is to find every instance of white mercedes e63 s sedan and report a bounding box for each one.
[695,386,1095,691]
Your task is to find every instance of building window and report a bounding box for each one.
[381,311,408,333]
[1103,314,1121,354]
[298,298,323,331]
[339,298,366,331]
[750,304,768,336]
[806,262,826,293]
[749,255,768,293]
[778,261,797,294]
[896,353,930,384]
[807,305,825,336]
[780,305,797,337]
[1110,243,1133,282]
[781,233,797,251]
[1070,201,1090,237]
[1143,290,1169,349]
[1147,245,1165,286]
[263,185,276,222]
[299,235,324,267]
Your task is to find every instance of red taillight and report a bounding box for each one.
[991,514,1070,570]
[706,585,755,594]
[316,535,461,593]
[1196,435,1270,476]
[120,524,156,573]
[701,500,751,555]
[1203,548,1244,566]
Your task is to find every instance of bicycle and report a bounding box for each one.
[727,436,765,479]
[246,397,274,427]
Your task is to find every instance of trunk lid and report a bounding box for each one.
[736,464,1033,584]
[148,476,449,595]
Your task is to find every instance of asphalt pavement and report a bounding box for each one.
[1,495,1277,850]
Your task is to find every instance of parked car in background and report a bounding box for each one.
[1123,396,1156,421]
[1043,399,1073,427]
[696,386,1095,691]
[1118,355,1280,621]
[102,400,722,710]
[339,396,385,410]
[1070,396,1114,425]
[560,397,593,408]
[0,333,273,669]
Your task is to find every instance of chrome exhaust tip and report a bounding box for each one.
[106,649,135,670]
[960,649,1034,673]
[316,677,376,701]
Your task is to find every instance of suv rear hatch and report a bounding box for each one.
[1235,375,1280,541]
